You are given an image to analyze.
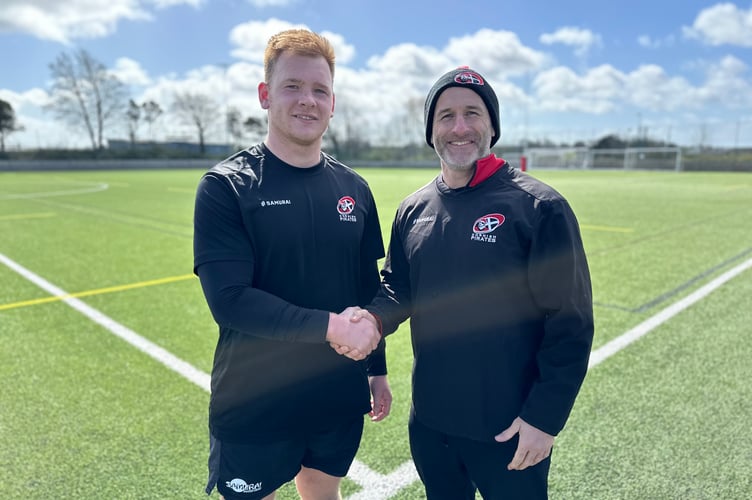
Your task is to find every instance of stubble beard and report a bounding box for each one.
[435,140,489,173]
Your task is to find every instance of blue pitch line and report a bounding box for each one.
[594,246,752,313]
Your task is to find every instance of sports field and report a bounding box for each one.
[1,166,751,499]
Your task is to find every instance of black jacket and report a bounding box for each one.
[368,157,593,441]
[194,144,385,443]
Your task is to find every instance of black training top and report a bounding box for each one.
[193,144,386,443]
[368,158,593,442]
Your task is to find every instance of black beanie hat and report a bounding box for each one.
[424,66,500,149]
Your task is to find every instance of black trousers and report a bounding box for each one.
[409,414,550,500]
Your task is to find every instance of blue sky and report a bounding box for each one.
[1,0,751,149]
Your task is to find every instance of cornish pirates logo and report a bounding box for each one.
[471,213,504,243]
[337,196,357,222]
[455,70,484,86]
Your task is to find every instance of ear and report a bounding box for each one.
[258,82,270,109]
[330,92,336,117]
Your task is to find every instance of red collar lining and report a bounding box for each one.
[468,154,505,187]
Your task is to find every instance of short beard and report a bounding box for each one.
[435,141,490,172]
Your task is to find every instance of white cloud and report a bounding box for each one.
[624,65,697,111]
[320,30,356,65]
[533,65,624,114]
[149,0,203,7]
[530,52,751,122]
[4,20,751,149]
[246,0,295,6]
[540,26,602,57]
[229,18,308,62]
[637,34,676,49]
[444,29,548,76]
[229,19,357,67]
[0,88,87,149]
[366,43,448,76]
[683,3,752,47]
[112,58,152,86]
[697,55,752,108]
[3,113,88,150]
[0,88,50,111]
[0,0,201,43]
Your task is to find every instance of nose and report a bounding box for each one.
[298,89,315,107]
[451,115,471,134]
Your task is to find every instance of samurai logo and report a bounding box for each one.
[226,478,262,493]
[455,71,484,86]
[337,196,357,222]
[471,213,504,243]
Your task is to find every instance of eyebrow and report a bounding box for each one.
[279,77,331,90]
[437,103,485,115]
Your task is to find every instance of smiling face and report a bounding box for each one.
[258,51,335,159]
[431,86,493,185]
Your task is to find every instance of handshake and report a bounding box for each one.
[326,307,380,361]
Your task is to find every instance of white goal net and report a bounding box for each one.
[524,147,682,171]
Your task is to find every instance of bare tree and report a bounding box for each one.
[226,107,243,148]
[172,92,218,154]
[141,100,162,141]
[45,49,127,150]
[325,96,369,160]
[243,116,265,144]
[126,99,141,147]
[0,99,23,152]
[223,112,267,148]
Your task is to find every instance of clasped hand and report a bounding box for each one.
[327,307,379,361]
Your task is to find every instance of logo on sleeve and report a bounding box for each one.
[337,196,357,222]
[471,213,505,243]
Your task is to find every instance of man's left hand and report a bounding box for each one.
[494,417,554,470]
[368,375,392,422]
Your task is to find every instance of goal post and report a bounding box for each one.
[523,147,590,170]
[523,146,683,171]
[622,147,682,171]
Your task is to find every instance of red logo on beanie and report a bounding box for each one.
[455,71,484,86]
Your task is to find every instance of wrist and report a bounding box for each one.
[326,312,344,343]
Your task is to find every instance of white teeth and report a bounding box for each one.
[452,141,470,145]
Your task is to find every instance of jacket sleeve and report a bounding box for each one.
[360,241,388,376]
[193,174,330,343]
[519,198,594,436]
[366,209,413,336]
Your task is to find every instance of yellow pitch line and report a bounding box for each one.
[0,212,57,221]
[0,273,197,311]
[580,224,634,233]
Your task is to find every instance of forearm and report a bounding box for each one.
[365,337,387,376]
[520,309,594,435]
[198,260,329,343]
[366,282,411,336]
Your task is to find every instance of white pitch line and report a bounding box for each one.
[347,460,420,500]
[589,256,752,368]
[0,182,109,200]
[0,251,210,391]
[8,249,746,499]
[0,251,416,499]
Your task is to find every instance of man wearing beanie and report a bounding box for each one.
[356,67,594,499]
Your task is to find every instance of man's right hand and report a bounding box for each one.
[326,307,380,360]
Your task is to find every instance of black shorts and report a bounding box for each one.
[409,414,550,500]
[205,416,364,499]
